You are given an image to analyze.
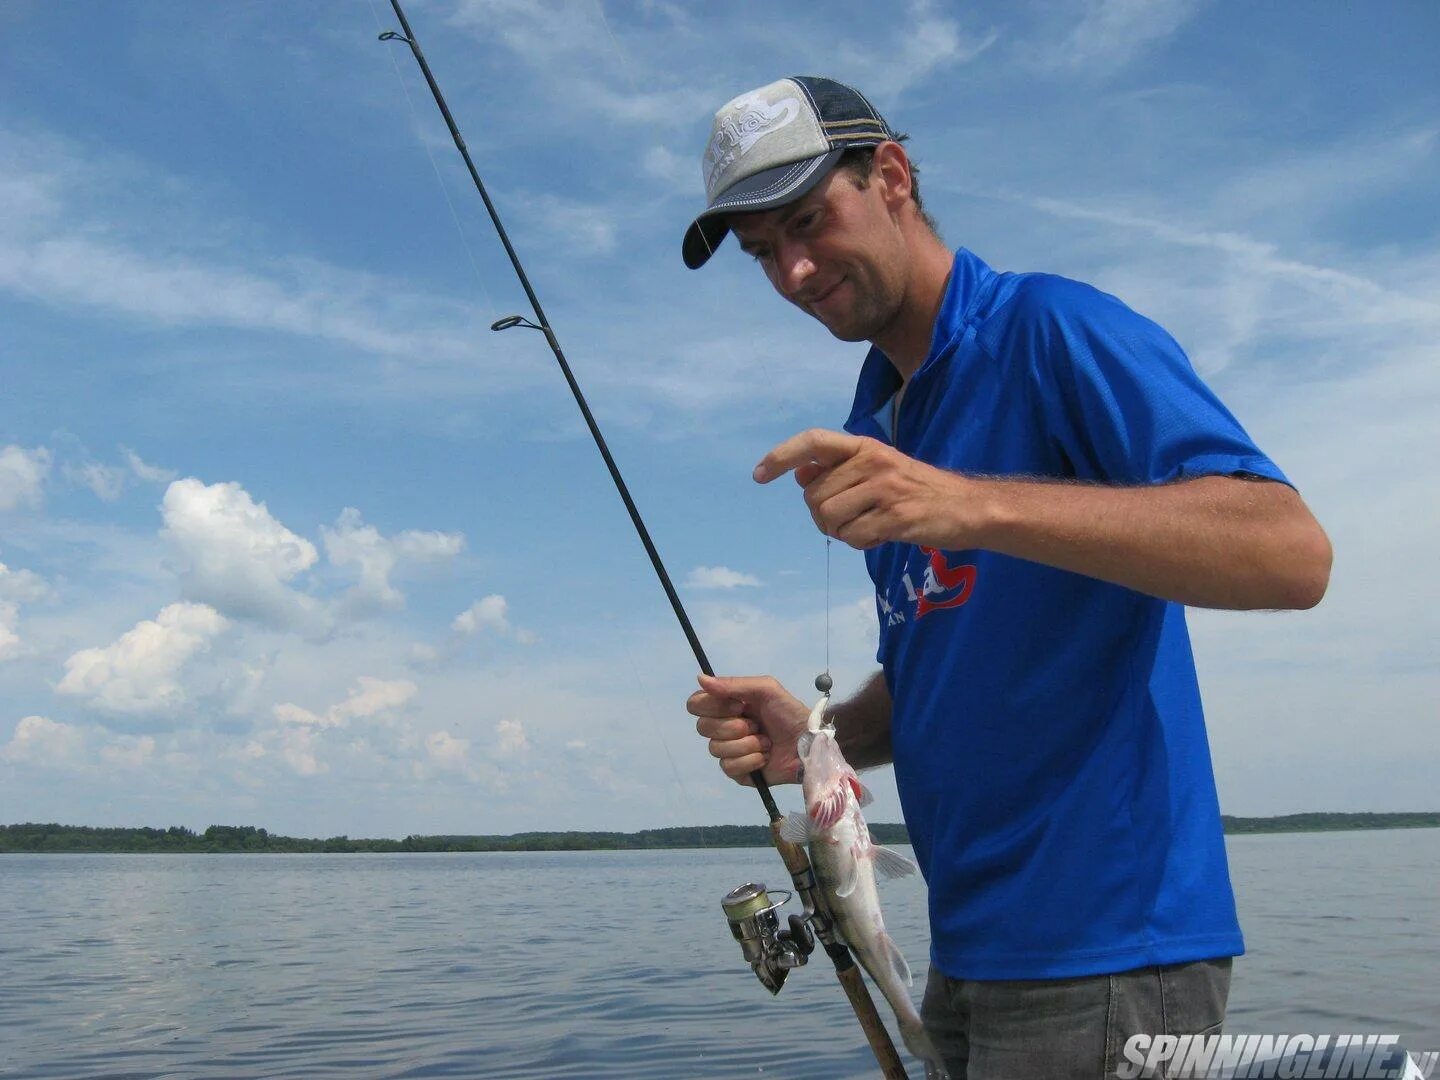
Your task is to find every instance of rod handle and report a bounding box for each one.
[835,964,911,1079]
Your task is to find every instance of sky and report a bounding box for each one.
[1,0,1436,839]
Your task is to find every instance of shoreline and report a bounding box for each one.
[4,814,1439,854]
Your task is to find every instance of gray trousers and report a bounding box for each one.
[919,957,1232,1079]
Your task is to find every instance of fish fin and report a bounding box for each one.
[872,844,918,880]
[779,811,810,845]
[881,931,913,987]
[810,790,842,832]
[835,859,860,898]
[849,775,874,808]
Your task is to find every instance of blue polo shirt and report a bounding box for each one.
[845,249,1287,979]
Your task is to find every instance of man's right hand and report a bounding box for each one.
[688,674,810,786]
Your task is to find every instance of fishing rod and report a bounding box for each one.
[376,4,907,1076]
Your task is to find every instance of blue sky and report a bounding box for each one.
[1,0,1436,837]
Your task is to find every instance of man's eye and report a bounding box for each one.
[795,212,819,230]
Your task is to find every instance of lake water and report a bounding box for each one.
[1,829,1436,1078]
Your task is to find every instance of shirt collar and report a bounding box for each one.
[844,248,996,433]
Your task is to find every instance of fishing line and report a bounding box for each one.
[367,0,496,316]
[825,536,832,684]
[587,0,635,89]
[618,632,695,837]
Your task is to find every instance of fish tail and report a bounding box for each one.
[900,1018,949,1079]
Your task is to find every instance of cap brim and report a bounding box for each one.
[682,148,844,269]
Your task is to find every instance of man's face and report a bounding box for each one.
[727,164,910,343]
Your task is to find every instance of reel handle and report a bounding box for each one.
[787,913,815,956]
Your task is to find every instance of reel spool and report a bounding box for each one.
[720,881,815,994]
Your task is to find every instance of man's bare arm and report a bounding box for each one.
[756,430,1332,611]
[971,473,1330,610]
[829,670,894,769]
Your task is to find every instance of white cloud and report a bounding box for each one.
[337,676,417,722]
[425,730,471,771]
[322,507,463,614]
[0,602,21,660]
[161,478,321,627]
[686,565,761,590]
[0,445,51,510]
[100,734,156,768]
[265,676,419,777]
[123,448,177,484]
[0,715,84,766]
[453,595,510,634]
[451,595,534,643]
[276,725,325,776]
[272,701,327,728]
[0,561,43,665]
[448,0,716,127]
[0,232,485,363]
[836,0,998,101]
[65,460,127,502]
[1043,0,1200,74]
[972,187,1440,377]
[273,676,418,730]
[495,718,529,757]
[643,145,691,189]
[0,561,52,659]
[511,192,619,256]
[0,561,48,604]
[57,602,229,713]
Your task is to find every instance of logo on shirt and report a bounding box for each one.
[879,546,978,626]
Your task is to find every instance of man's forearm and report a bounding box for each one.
[967,474,1332,610]
[757,431,1331,612]
[829,671,893,769]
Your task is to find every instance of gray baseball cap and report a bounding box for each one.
[682,75,895,269]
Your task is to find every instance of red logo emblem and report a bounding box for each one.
[914,546,977,620]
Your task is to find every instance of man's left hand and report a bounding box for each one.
[754,428,981,550]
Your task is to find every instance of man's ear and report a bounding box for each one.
[872,141,914,211]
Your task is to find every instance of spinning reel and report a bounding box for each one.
[720,882,816,994]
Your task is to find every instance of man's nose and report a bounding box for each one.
[773,240,816,299]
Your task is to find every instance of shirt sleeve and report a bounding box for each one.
[1004,276,1289,487]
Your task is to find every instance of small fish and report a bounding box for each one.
[781,695,947,1079]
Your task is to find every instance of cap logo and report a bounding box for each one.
[703,91,801,198]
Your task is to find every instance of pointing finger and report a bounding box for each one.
[753,429,865,484]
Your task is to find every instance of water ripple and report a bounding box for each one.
[0,835,1436,1078]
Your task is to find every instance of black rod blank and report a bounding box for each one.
[380,0,781,821]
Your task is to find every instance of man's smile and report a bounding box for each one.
[804,276,846,310]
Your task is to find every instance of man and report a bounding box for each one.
[683,77,1332,1077]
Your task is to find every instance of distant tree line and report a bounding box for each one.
[1218,812,1440,834]
[2,814,1436,854]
